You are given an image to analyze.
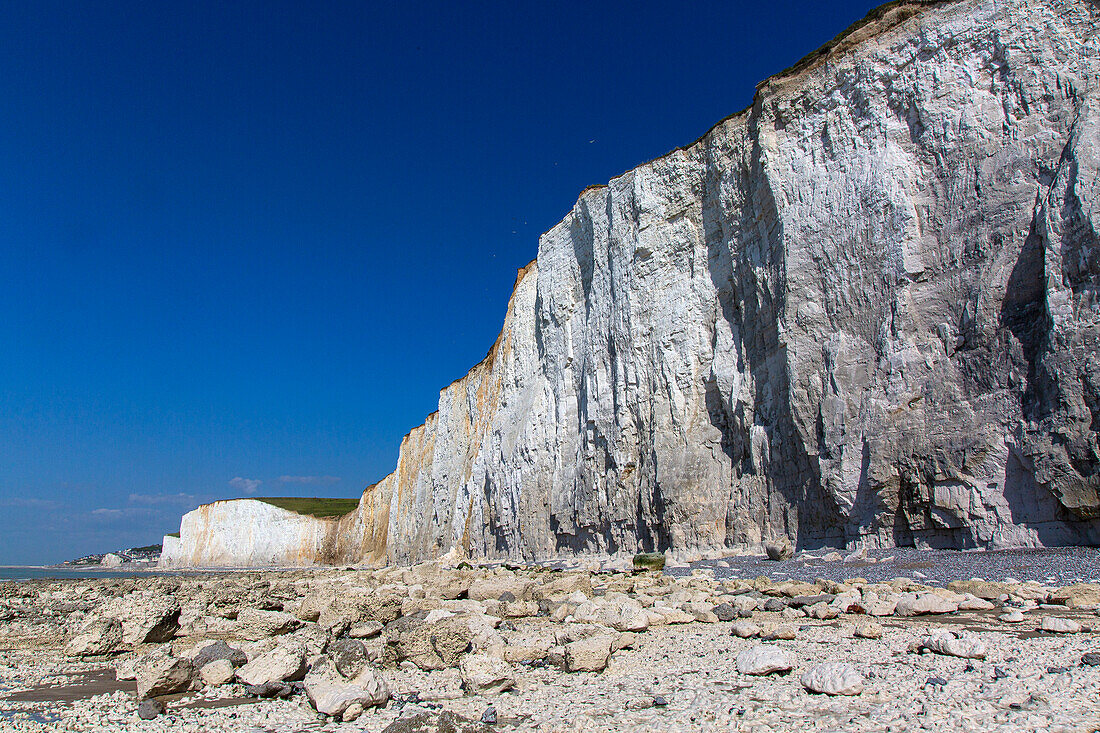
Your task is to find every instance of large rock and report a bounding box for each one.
[101,594,181,644]
[163,0,1100,568]
[304,657,390,717]
[234,608,301,640]
[894,593,959,617]
[235,643,307,686]
[459,654,515,694]
[801,663,864,695]
[135,653,195,698]
[913,631,987,659]
[764,537,793,561]
[199,659,235,686]
[562,635,615,673]
[191,640,248,669]
[1050,584,1100,609]
[391,616,473,670]
[65,618,123,656]
[735,645,794,676]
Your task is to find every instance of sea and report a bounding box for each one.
[0,566,160,581]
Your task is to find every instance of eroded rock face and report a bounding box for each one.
[163,0,1100,569]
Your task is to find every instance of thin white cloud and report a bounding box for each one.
[128,492,197,506]
[0,497,61,509]
[278,475,340,486]
[229,477,262,494]
[90,508,125,519]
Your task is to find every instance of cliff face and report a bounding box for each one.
[162,0,1100,568]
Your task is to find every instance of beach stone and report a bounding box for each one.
[135,653,195,698]
[788,594,833,608]
[895,592,959,617]
[468,577,534,602]
[104,594,181,644]
[199,659,235,686]
[806,602,839,620]
[481,705,498,723]
[65,617,123,656]
[245,680,294,698]
[392,616,472,670]
[999,610,1025,623]
[854,621,883,639]
[329,638,369,678]
[946,580,1014,600]
[459,653,515,694]
[632,553,666,571]
[343,703,365,722]
[236,643,307,685]
[763,625,797,640]
[192,640,248,669]
[736,645,794,676]
[801,662,864,695]
[913,631,986,659]
[764,537,794,561]
[114,658,138,681]
[234,608,301,640]
[348,620,384,639]
[1049,584,1100,608]
[304,657,390,717]
[957,594,996,611]
[137,698,166,719]
[713,603,737,622]
[563,634,614,673]
[1081,652,1100,666]
[730,620,762,638]
[1041,616,1082,633]
[763,598,786,612]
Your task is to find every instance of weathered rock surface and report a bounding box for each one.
[135,653,194,698]
[65,618,122,657]
[736,645,795,675]
[801,662,865,695]
[303,657,390,717]
[163,0,1100,568]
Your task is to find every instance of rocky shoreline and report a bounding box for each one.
[0,551,1098,731]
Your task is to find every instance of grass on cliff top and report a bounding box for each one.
[252,497,360,519]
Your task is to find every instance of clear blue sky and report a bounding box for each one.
[0,0,883,564]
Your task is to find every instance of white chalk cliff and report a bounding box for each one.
[162,0,1100,568]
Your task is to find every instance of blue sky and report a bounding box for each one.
[0,0,883,564]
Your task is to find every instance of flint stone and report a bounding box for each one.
[137,698,166,719]
[192,640,248,669]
